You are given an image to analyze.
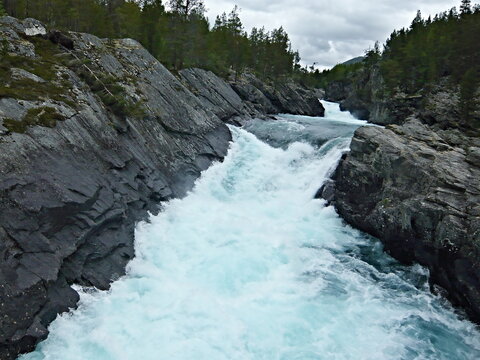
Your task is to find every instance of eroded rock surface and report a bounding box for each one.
[332,119,480,323]
[230,72,325,117]
[179,68,254,125]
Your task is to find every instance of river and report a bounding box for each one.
[21,101,480,360]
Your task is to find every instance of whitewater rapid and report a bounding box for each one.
[21,102,480,360]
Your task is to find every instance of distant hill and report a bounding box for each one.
[340,56,365,66]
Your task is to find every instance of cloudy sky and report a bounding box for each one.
[204,0,458,69]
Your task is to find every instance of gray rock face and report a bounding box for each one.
[179,68,254,125]
[332,119,480,323]
[339,96,370,120]
[371,93,423,125]
[419,82,463,129]
[10,68,46,83]
[324,66,426,124]
[325,80,352,102]
[230,72,325,117]
[324,66,377,121]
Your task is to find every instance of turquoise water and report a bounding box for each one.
[21,102,480,360]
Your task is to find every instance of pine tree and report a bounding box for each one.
[365,41,381,66]
[0,2,6,16]
[460,0,472,14]
[140,0,166,58]
[168,0,205,19]
[226,6,247,78]
[226,6,243,35]
[164,0,208,69]
[410,10,424,30]
[460,68,478,124]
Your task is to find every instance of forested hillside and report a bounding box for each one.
[0,0,301,79]
[382,2,479,105]
[317,0,480,130]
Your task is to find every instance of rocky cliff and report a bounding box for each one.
[325,66,479,133]
[323,51,480,324]
[330,119,480,323]
[0,17,323,359]
[230,72,325,118]
[324,66,423,125]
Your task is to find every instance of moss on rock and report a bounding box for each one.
[4,106,66,133]
[0,37,75,107]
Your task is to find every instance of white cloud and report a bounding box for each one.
[205,0,458,68]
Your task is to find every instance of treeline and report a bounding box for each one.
[1,0,300,79]
[381,1,480,121]
[315,0,480,92]
[314,0,479,123]
[381,1,480,93]
[305,61,364,89]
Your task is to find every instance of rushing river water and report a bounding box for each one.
[22,101,480,360]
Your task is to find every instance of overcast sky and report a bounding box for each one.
[204,0,459,69]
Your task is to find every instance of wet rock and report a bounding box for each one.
[230,72,325,117]
[339,97,370,120]
[315,179,336,204]
[230,80,277,115]
[179,68,254,124]
[332,119,480,324]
